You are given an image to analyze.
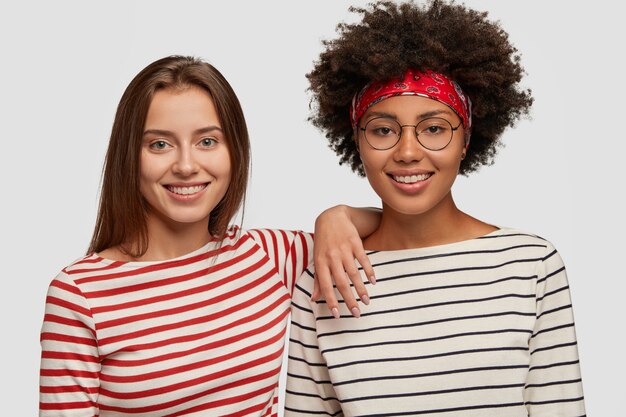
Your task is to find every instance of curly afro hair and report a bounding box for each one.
[308,0,533,176]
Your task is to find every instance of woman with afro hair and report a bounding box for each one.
[286,1,585,416]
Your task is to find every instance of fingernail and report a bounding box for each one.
[361,295,370,305]
[351,307,361,318]
[331,307,340,319]
[369,275,377,285]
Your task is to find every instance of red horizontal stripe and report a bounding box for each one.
[40,400,96,410]
[40,368,99,379]
[105,305,288,367]
[85,243,259,300]
[40,384,99,394]
[66,260,126,275]
[42,350,99,363]
[100,329,285,390]
[107,292,288,353]
[99,368,279,414]
[74,235,250,284]
[90,247,263,314]
[50,279,84,296]
[43,313,96,337]
[46,296,93,318]
[164,384,276,417]
[41,332,97,347]
[97,271,279,343]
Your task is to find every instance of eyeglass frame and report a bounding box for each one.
[358,116,463,151]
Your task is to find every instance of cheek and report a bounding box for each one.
[139,152,160,184]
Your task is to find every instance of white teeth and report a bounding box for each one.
[167,184,207,195]
[393,174,431,184]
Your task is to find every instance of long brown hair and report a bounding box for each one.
[88,56,250,257]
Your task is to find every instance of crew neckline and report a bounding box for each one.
[365,227,512,256]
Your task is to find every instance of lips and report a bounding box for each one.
[165,183,208,195]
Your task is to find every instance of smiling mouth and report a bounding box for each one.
[165,184,208,195]
[391,173,432,184]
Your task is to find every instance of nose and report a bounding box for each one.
[173,145,199,176]
[393,126,424,163]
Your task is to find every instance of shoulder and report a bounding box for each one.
[478,227,555,252]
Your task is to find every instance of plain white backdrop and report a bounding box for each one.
[1,1,623,415]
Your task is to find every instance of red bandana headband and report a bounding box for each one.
[350,69,472,132]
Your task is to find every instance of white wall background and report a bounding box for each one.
[1,1,623,415]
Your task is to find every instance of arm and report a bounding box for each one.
[313,205,380,318]
[524,243,586,416]
[285,271,343,416]
[40,272,100,416]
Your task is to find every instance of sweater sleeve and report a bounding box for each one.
[39,272,100,417]
[524,243,586,416]
[247,229,314,295]
[285,270,343,416]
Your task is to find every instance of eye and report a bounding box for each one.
[365,118,400,137]
[198,137,218,148]
[419,119,451,136]
[373,127,395,136]
[149,140,171,150]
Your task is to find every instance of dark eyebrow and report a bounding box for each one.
[143,125,223,137]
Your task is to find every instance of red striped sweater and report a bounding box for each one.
[40,227,313,416]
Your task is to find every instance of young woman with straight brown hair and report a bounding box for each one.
[39,55,377,416]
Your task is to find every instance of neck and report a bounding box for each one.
[138,211,213,261]
[363,192,493,250]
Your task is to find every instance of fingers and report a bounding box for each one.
[355,249,376,285]
[311,275,320,302]
[342,253,370,306]
[315,265,340,319]
[329,260,361,318]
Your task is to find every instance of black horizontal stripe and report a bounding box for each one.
[320,328,532,355]
[342,382,525,403]
[318,310,535,339]
[333,364,529,387]
[528,359,580,372]
[328,346,528,370]
[355,400,526,416]
[288,354,326,368]
[368,274,537,303]
[537,284,569,302]
[290,315,317,332]
[286,371,331,385]
[541,248,559,262]
[369,243,546,268]
[372,257,545,286]
[525,377,582,389]
[531,341,578,355]
[537,303,572,319]
[532,322,574,338]
[291,297,314,315]
[477,232,543,241]
[289,337,324,351]
[525,395,585,405]
[285,388,338,402]
[537,265,565,284]
[283,406,341,416]
[319,292,535,321]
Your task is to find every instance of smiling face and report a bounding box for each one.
[140,86,231,230]
[358,95,466,218]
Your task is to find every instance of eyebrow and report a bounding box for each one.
[366,109,454,120]
[143,125,223,137]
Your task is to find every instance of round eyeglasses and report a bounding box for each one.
[359,116,462,151]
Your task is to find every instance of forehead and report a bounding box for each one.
[145,86,221,129]
[364,95,456,119]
